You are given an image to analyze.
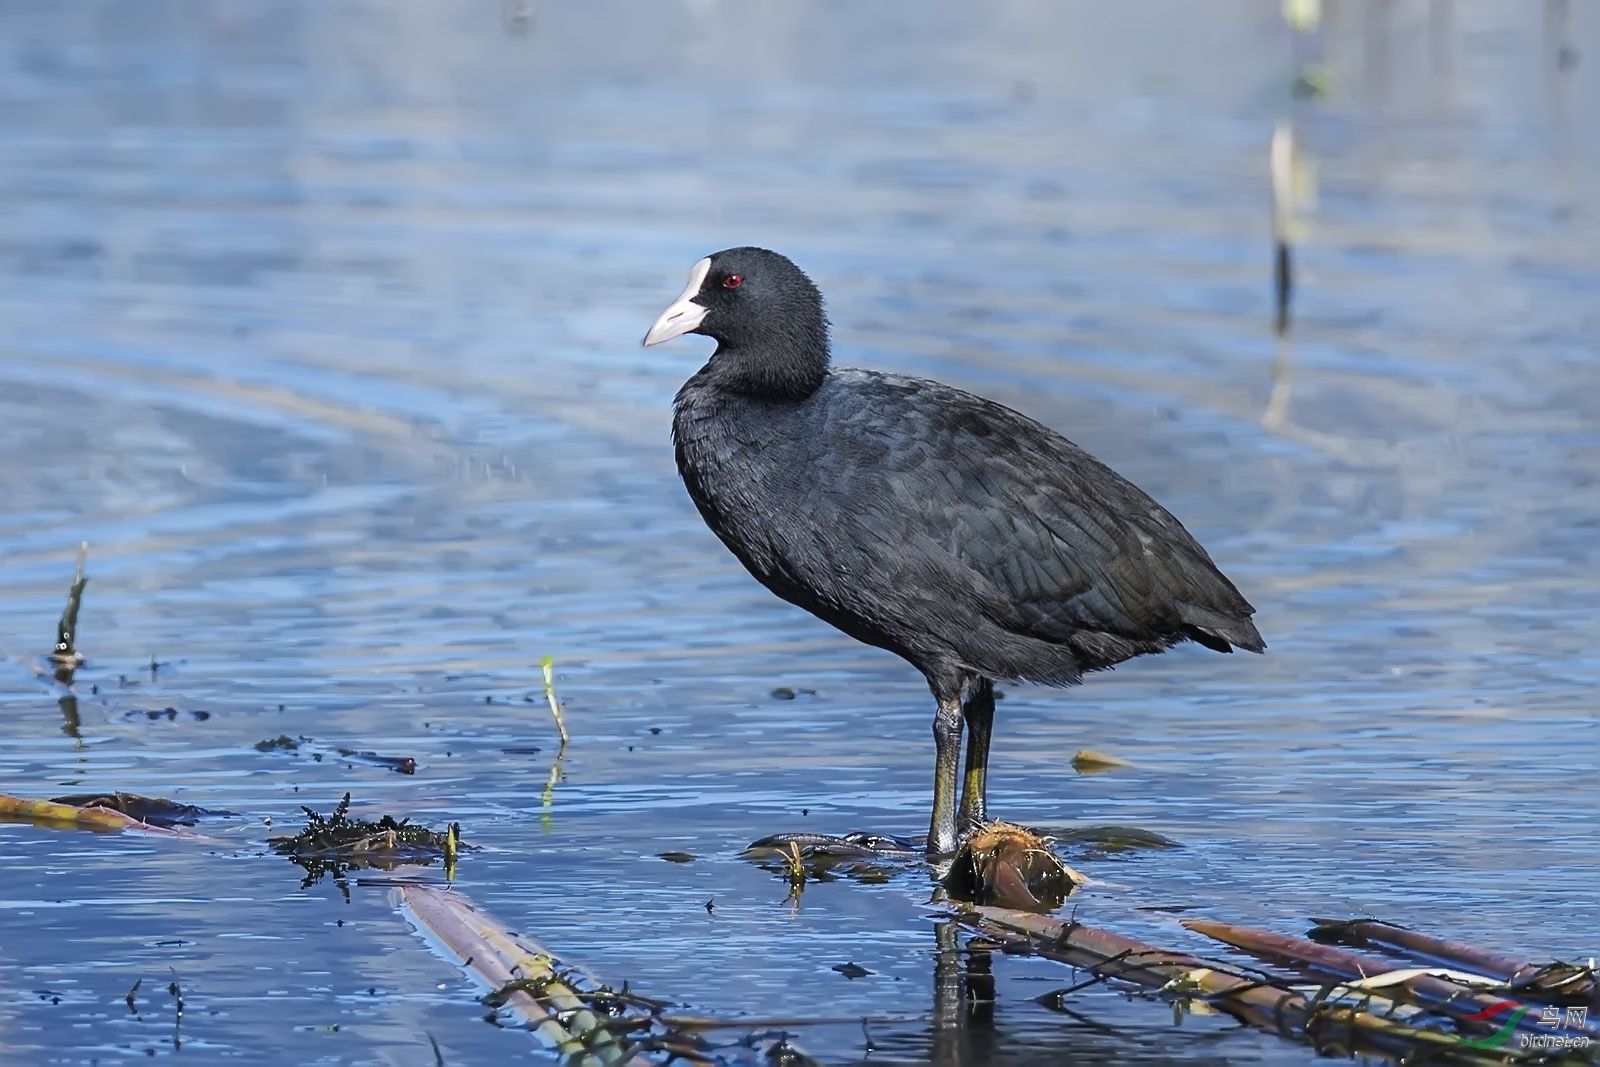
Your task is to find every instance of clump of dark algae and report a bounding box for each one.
[269,793,464,890]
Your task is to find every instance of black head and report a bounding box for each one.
[642,247,830,399]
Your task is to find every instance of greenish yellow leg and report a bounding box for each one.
[961,766,986,822]
[928,696,962,856]
[958,680,994,830]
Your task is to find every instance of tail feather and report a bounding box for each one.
[1180,604,1266,654]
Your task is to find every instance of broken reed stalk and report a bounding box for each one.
[963,906,1562,1062]
[1185,918,1598,1043]
[965,905,1422,1057]
[399,884,649,1067]
[541,655,570,749]
[1270,121,1295,337]
[0,794,131,832]
[51,541,89,673]
[1310,917,1599,1004]
[0,793,216,841]
[400,885,818,1064]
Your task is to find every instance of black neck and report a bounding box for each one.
[707,305,830,400]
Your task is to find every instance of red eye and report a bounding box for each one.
[723,274,743,289]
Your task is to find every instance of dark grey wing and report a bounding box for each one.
[950,427,1265,656]
[771,376,1262,680]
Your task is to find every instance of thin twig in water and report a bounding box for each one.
[540,656,570,749]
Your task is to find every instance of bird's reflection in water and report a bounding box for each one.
[58,693,81,740]
[931,918,1000,1065]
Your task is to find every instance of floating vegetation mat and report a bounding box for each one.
[965,906,1598,1062]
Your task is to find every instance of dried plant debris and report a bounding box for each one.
[0,793,219,840]
[0,793,159,833]
[1309,918,1599,1006]
[964,905,1599,1063]
[254,734,416,775]
[941,822,1084,912]
[49,792,233,827]
[1183,918,1600,1049]
[269,793,463,887]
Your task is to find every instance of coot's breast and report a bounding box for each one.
[672,371,952,661]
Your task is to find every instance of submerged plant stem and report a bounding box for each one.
[51,541,89,677]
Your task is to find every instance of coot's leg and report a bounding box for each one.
[927,690,964,857]
[958,678,994,831]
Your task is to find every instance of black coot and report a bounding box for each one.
[644,247,1264,856]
